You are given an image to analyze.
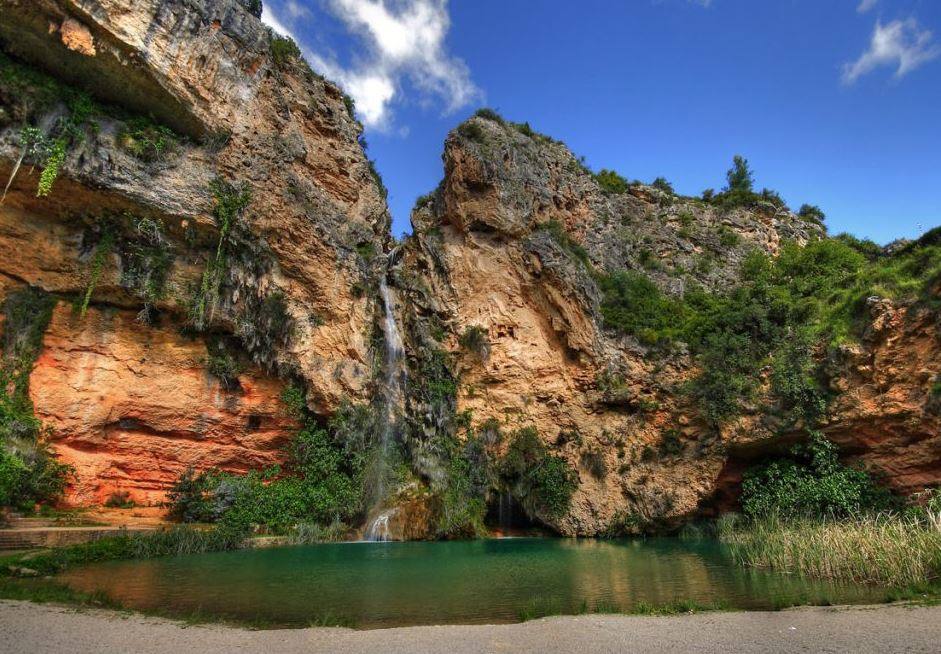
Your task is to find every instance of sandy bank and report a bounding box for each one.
[1,600,939,653]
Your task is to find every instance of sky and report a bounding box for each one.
[262,0,941,244]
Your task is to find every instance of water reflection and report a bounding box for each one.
[59,538,881,628]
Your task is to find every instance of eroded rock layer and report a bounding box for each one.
[0,0,389,505]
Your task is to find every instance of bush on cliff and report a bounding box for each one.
[598,231,941,426]
[0,288,71,510]
[500,427,577,520]
[167,408,372,532]
[739,432,894,520]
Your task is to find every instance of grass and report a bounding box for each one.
[719,513,941,587]
[0,525,247,577]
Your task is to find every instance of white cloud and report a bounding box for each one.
[264,0,479,130]
[689,0,713,7]
[261,4,298,40]
[857,0,878,13]
[842,18,940,84]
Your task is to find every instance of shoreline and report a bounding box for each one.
[2,599,940,653]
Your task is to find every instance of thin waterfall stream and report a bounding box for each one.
[365,275,406,541]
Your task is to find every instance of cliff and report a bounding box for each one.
[394,114,941,535]
[0,0,389,505]
[1,1,938,534]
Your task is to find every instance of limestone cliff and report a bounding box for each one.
[0,0,389,505]
[394,114,941,535]
[1,1,938,533]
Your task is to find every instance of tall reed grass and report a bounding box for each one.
[719,512,941,587]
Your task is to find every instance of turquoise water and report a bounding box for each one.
[59,538,882,628]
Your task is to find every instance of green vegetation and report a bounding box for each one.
[500,427,578,519]
[598,231,941,425]
[700,155,790,213]
[104,490,135,509]
[435,428,490,538]
[0,52,98,199]
[598,271,684,346]
[78,230,114,318]
[205,339,245,389]
[651,176,674,195]
[1,288,71,510]
[473,107,505,124]
[120,216,173,322]
[740,432,894,519]
[281,383,307,419]
[538,219,589,265]
[798,204,826,225]
[458,325,489,359]
[190,179,251,330]
[73,214,174,322]
[594,169,629,195]
[1,524,249,578]
[457,120,486,143]
[166,404,375,534]
[270,35,302,67]
[720,511,941,587]
[357,134,389,199]
[118,117,178,162]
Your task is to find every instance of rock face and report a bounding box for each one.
[0,0,389,506]
[1,2,938,529]
[32,304,297,505]
[395,115,941,535]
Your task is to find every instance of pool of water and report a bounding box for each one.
[59,538,882,628]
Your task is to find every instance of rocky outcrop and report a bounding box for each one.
[0,0,389,505]
[394,115,941,535]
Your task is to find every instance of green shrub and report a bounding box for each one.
[166,409,373,533]
[717,226,740,248]
[281,383,307,419]
[436,431,489,538]
[740,432,894,519]
[798,204,826,225]
[513,121,536,138]
[473,108,505,124]
[458,121,486,143]
[0,288,70,510]
[659,429,684,457]
[165,467,216,523]
[769,333,827,425]
[594,169,629,195]
[190,179,251,329]
[458,325,489,359]
[651,177,674,195]
[118,117,178,162]
[79,230,115,318]
[206,341,245,389]
[500,427,577,519]
[104,490,135,509]
[597,271,685,345]
[244,0,263,18]
[538,219,590,265]
[270,35,301,66]
[726,155,754,195]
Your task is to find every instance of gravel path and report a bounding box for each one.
[1,600,939,653]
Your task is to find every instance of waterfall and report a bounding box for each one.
[365,275,406,541]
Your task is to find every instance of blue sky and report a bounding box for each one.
[263,0,941,244]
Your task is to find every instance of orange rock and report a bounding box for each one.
[31,305,297,507]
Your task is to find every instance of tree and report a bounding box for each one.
[798,204,826,224]
[725,155,754,195]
